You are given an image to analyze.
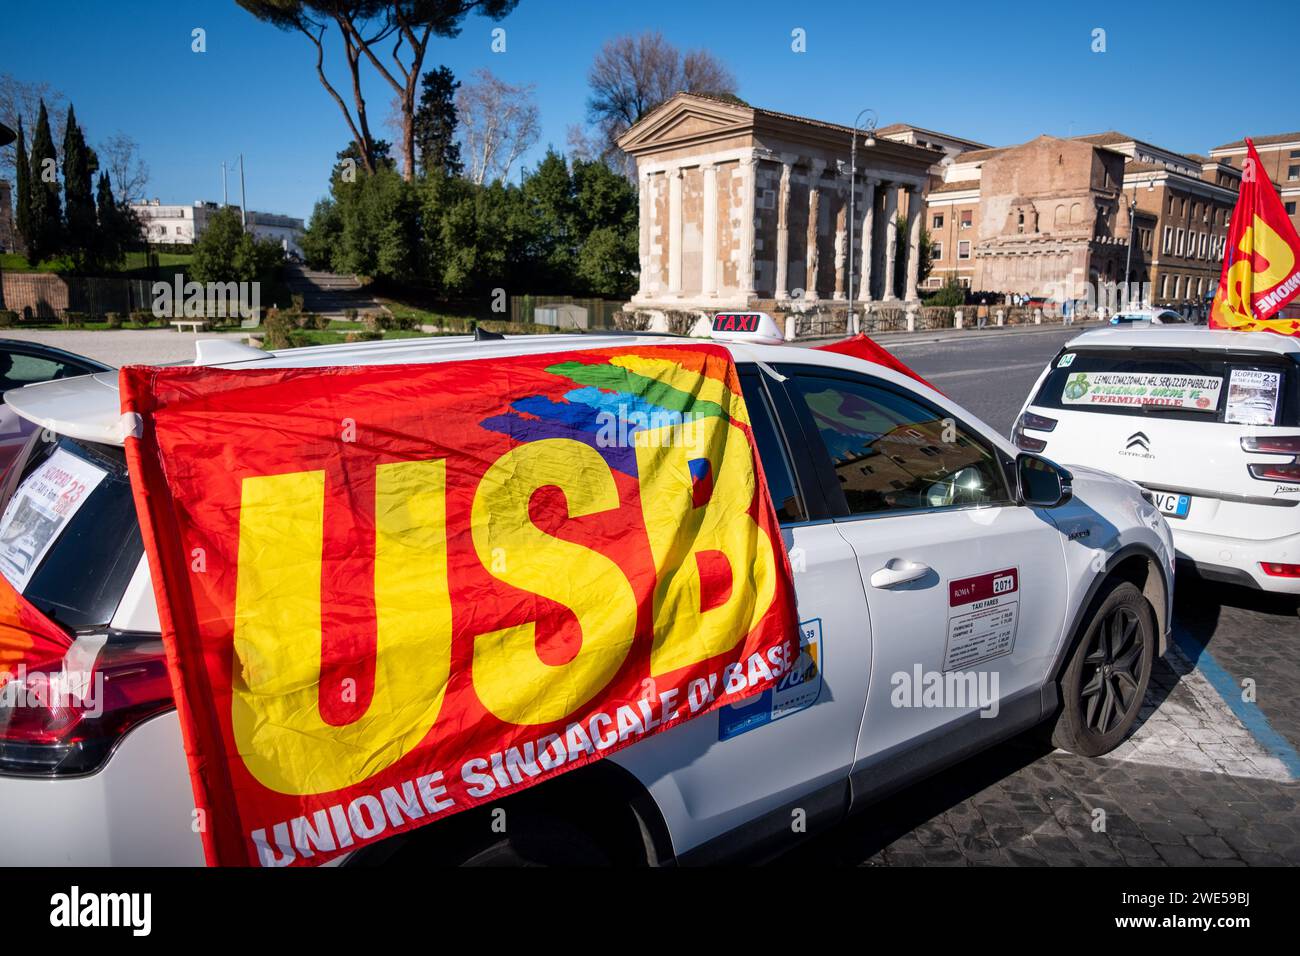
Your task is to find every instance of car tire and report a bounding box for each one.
[1050,579,1154,758]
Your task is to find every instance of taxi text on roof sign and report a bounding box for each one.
[118,344,799,867]
[710,311,785,345]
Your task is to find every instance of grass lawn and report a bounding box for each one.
[378,299,559,336]
[0,251,193,277]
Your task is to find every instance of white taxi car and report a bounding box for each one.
[1015,325,1300,595]
[0,317,1173,865]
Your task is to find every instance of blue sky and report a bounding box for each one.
[2,0,1294,222]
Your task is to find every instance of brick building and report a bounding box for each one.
[617,93,938,320]
[920,131,1241,313]
[1209,132,1300,234]
[921,135,1133,299]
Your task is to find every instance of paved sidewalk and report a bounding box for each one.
[0,329,249,366]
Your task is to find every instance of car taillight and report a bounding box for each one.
[1241,435,1300,455]
[1247,462,1300,481]
[1260,562,1300,578]
[1242,434,1300,481]
[1012,411,1057,452]
[0,637,174,776]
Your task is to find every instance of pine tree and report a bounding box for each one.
[25,100,63,265]
[413,66,463,179]
[62,104,99,272]
[13,117,32,261]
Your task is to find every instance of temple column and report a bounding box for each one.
[882,183,900,301]
[775,161,792,300]
[905,185,923,303]
[805,160,824,301]
[738,154,757,299]
[859,176,877,302]
[701,162,718,297]
[668,166,683,296]
[637,170,651,298]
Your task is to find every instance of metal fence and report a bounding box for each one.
[509,295,626,330]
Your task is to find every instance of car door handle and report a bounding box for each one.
[870,559,931,589]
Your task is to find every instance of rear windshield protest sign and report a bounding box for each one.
[0,448,107,592]
[1061,371,1222,412]
[119,344,798,866]
[1224,369,1282,426]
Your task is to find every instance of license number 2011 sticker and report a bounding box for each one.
[944,568,1019,671]
[718,618,823,740]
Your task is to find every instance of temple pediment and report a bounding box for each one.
[618,94,753,154]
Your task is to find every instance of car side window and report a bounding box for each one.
[738,373,807,524]
[788,373,1011,517]
[0,352,77,392]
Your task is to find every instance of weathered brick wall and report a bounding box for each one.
[0,272,136,319]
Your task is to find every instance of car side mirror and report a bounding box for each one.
[1017,453,1072,508]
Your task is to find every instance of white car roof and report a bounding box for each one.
[4,332,935,447]
[1065,325,1300,356]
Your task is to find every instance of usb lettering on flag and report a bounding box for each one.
[118,344,798,866]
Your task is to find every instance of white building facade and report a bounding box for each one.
[131,200,305,257]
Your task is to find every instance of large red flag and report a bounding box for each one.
[120,344,798,866]
[1209,139,1300,335]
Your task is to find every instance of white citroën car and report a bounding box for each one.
[0,316,1174,865]
[1016,326,1300,595]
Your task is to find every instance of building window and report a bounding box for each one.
[1199,233,1208,258]
[1290,165,1300,181]
[1163,226,1173,253]
[960,210,972,229]
[932,214,944,229]
[1160,274,1169,299]
[931,241,943,260]
[958,240,971,259]
[1287,201,1297,215]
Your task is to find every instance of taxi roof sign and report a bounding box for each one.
[709,311,784,345]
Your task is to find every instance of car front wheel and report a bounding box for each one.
[1051,580,1155,757]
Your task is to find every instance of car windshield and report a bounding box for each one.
[1033,347,1299,426]
[0,434,143,629]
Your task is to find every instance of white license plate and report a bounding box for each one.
[1151,491,1191,518]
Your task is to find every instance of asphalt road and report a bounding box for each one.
[779,325,1300,866]
[876,326,1082,438]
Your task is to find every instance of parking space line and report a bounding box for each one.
[1172,626,1300,780]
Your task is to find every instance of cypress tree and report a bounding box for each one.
[26,100,62,265]
[95,171,129,269]
[62,104,98,272]
[13,117,32,261]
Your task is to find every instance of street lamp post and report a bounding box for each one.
[1123,176,1154,308]
[847,108,877,331]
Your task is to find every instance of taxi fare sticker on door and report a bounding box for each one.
[718,618,822,740]
[943,569,1019,671]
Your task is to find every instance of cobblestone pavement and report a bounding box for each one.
[777,607,1300,866]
